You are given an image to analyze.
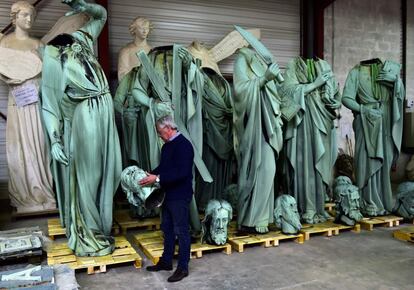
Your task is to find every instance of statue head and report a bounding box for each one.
[129,17,152,40]
[120,165,163,208]
[201,200,232,245]
[333,176,363,225]
[11,1,36,31]
[393,182,414,219]
[274,195,301,234]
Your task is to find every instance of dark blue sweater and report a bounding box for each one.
[152,134,194,202]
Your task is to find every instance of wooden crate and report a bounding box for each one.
[228,230,304,253]
[47,218,120,239]
[47,236,142,274]
[393,226,414,243]
[133,231,231,265]
[114,210,161,235]
[358,215,404,231]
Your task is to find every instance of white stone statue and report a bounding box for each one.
[117,17,152,81]
[0,1,55,213]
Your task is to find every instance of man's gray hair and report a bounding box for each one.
[156,115,177,129]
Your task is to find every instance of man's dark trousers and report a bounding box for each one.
[160,199,191,271]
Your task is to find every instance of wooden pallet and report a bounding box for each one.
[324,202,336,211]
[393,226,414,243]
[300,221,349,240]
[323,220,361,234]
[228,230,304,253]
[47,218,120,239]
[133,231,231,265]
[12,208,59,219]
[114,210,161,235]
[47,236,142,274]
[358,215,404,231]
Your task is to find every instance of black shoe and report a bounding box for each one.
[146,261,173,272]
[167,268,189,282]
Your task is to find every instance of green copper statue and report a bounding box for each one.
[188,41,234,211]
[333,176,363,226]
[233,46,284,233]
[201,199,232,245]
[342,59,405,216]
[41,0,122,256]
[281,57,341,224]
[273,195,302,235]
[392,182,414,219]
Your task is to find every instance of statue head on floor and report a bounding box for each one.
[120,166,161,218]
[274,195,302,234]
[201,199,232,245]
[392,181,414,219]
[333,176,363,225]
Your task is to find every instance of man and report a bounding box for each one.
[139,115,194,282]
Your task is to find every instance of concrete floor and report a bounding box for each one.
[1,211,413,290]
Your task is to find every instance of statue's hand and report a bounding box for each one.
[264,63,280,81]
[326,99,341,110]
[62,0,87,16]
[154,101,173,119]
[376,71,397,84]
[361,106,382,119]
[51,142,69,166]
[313,71,332,88]
[177,47,193,68]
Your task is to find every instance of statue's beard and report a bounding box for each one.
[348,208,363,221]
[211,228,227,245]
[282,211,301,231]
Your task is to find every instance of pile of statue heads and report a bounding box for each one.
[333,176,363,226]
[393,181,414,219]
[201,200,232,245]
[273,195,302,234]
[120,166,160,218]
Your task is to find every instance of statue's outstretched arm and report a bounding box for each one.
[63,0,107,41]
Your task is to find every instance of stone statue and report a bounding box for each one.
[188,40,234,211]
[233,43,284,233]
[392,182,414,219]
[221,184,238,214]
[281,57,341,224]
[41,0,122,256]
[342,59,405,216]
[117,17,152,81]
[201,199,232,245]
[333,176,363,226]
[114,17,153,169]
[0,1,56,213]
[120,166,160,218]
[274,195,302,234]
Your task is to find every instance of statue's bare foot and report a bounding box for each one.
[255,226,269,233]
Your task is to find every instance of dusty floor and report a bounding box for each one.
[1,207,413,290]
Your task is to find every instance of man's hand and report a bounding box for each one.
[139,172,158,186]
[51,142,69,166]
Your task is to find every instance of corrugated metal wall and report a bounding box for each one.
[108,0,300,75]
[0,0,300,196]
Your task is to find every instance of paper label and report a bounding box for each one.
[11,83,38,107]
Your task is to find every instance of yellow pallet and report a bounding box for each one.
[228,230,304,253]
[393,226,414,243]
[47,218,120,239]
[47,236,142,274]
[323,220,361,234]
[133,231,231,265]
[359,215,403,231]
[300,220,351,240]
[114,210,161,235]
[324,202,336,211]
